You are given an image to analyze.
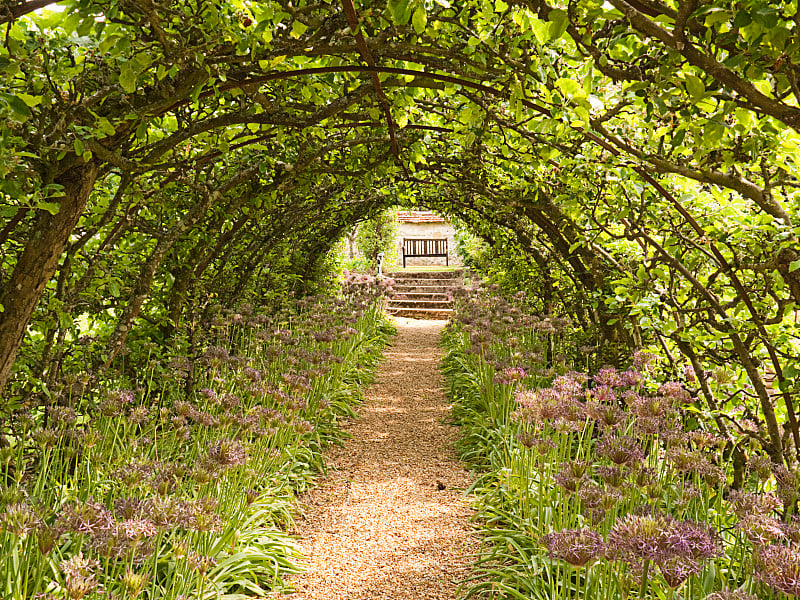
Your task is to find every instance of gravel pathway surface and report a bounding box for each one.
[281,317,478,599]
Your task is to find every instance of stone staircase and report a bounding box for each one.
[385,270,463,319]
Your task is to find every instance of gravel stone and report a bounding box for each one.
[281,318,478,599]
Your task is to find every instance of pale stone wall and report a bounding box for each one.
[393,221,462,267]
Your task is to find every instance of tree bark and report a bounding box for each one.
[0,162,98,395]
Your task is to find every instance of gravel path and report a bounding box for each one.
[282,317,478,599]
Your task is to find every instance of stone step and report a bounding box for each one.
[385,270,463,280]
[390,278,461,286]
[388,299,453,310]
[391,292,451,301]
[393,284,453,294]
[388,307,453,319]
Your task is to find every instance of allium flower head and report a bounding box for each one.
[48,405,77,426]
[207,439,248,467]
[747,454,773,481]
[493,366,527,385]
[597,435,644,466]
[608,514,720,587]
[658,381,692,403]
[727,490,782,518]
[632,350,657,372]
[36,523,62,556]
[57,500,114,535]
[60,553,99,600]
[0,501,39,536]
[737,514,786,546]
[586,400,625,429]
[540,528,604,567]
[594,368,621,387]
[607,513,672,563]
[753,543,800,596]
[555,461,591,494]
[596,465,628,488]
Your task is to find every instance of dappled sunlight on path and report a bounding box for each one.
[281,318,478,600]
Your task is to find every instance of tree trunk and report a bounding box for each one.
[0,162,98,396]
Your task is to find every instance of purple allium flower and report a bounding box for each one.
[586,401,626,429]
[203,345,230,365]
[747,454,773,481]
[658,555,700,588]
[595,368,621,387]
[493,367,528,385]
[784,517,800,544]
[540,528,604,567]
[596,465,628,488]
[632,350,657,372]
[606,513,673,563]
[658,381,692,403]
[242,367,262,382]
[555,461,591,494]
[666,448,726,485]
[608,514,720,586]
[32,427,59,448]
[0,501,39,536]
[737,514,786,546]
[590,385,615,404]
[115,497,145,520]
[35,523,62,556]
[127,406,150,425]
[198,388,218,401]
[60,553,99,600]
[118,518,158,540]
[688,429,722,449]
[753,543,800,596]
[57,500,114,536]
[188,550,216,576]
[619,370,642,388]
[727,490,782,518]
[48,405,77,427]
[207,439,248,467]
[597,435,644,466]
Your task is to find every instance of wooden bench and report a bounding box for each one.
[402,238,449,268]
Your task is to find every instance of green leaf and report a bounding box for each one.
[16,93,41,107]
[97,117,116,136]
[556,77,582,97]
[0,92,32,119]
[108,280,121,297]
[74,138,84,156]
[684,74,706,101]
[789,259,800,273]
[547,9,569,41]
[36,201,61,215]
[389,0,412,25]
[529,16,549,45]
[119,62,137,93]
[290,20,308,38]
[412,7,427,34]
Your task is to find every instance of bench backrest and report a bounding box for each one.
[402,238,448,257]
[402,238,449,267]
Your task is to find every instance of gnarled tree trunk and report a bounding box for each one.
[0,162,98,396]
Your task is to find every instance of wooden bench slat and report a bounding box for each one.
[402,238,448,267]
